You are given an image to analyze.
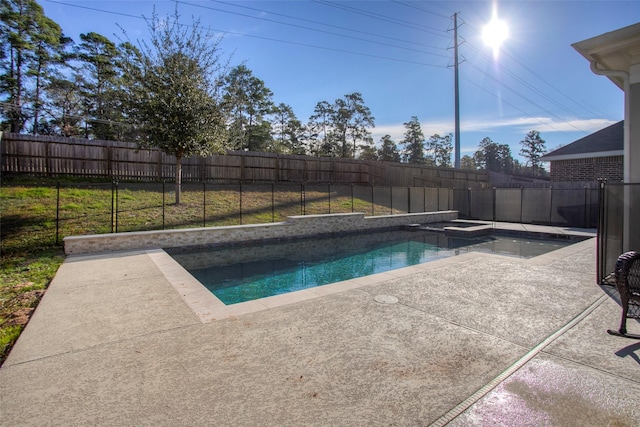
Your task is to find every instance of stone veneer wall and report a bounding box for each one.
[64,211,458,255]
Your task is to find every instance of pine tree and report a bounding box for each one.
[460,155,476,170]
[426,133,453,167]
[308,100,336,157]
[378,135,400,162]
[76,32,120,139]
[272,103,306,155]
[358,136,378,160]
[473,137,515,174]
[343,92,374,159]
[1,0,68,133]
[221,65,274,152]
[401,116,425,164]
[519,130,547,176]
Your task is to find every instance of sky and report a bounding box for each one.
[40,0,639,164]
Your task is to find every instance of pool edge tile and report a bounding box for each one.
[147,249,227,323]
[146,237,594,323]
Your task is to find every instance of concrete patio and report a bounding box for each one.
[1,226,639,426]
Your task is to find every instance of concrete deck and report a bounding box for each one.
[1,224,639,426]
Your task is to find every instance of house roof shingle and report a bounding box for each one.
[541,120,623,161]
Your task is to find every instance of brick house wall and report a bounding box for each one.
[549,156,623,182]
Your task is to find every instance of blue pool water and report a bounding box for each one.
[167,229,579,305]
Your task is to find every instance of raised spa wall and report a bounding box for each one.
[63,211,459,255]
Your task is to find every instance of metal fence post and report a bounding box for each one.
[597,179,606,283]
[390,185,393,215]
[351,184,354,213]
[371,185,375,216]
[520,187,524,224]
[239,181,243,225]
[162,180,166,230]
[549,186,553,225]
[450,188,454,213]
[302,183,306,215]
[56,182,60,245]
[203,182,206,228]
[424,187,427,213]
[583,186,588,228]
[492,187,496,222]
[110,181,115,233]
[407,187,411,213]
[328,183,331,214]
[271,183,275,222]
[114,180,119,233]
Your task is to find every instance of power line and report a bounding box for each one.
[464,42,589,133]
[501,47,609,119]
[45,0,144,22]
[39,0,599,143]
[465,59,587,134]
[179,0,451,58]
[313,0,450,39]
[420,7,609,136]
[44,0,449,68]
[460,72,583,138]
[463,22,602,118]
[391,0,451,20]
[213,0,449,53]
[462,21,607,129]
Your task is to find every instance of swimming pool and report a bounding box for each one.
[167,229,581,305]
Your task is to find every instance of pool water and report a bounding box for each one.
[167,229,578,305]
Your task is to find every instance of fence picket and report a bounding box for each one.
[1,133,489,188]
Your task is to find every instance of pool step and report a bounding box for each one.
[441,224,493,238]
[402,222,493,238]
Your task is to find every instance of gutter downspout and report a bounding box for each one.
[589,61,630,181]
[589,61,631,250]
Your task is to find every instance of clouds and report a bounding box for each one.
[371,120,454,144]
[462,116,617,134]
[371,116,617,145]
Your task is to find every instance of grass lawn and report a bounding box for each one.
[0,177,397,365]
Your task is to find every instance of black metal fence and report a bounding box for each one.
[2,181,599,248]
[24,182,457,245]
[453,186,599,228]
[597,182,640,284]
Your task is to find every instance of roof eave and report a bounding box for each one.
[571,22,640,90]
[541,150,624,162]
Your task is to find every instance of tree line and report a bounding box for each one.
[1,0,548,201]
[0,1,380,159]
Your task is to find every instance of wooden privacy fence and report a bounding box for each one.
[1,133,489,188]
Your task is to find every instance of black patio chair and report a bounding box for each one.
[607,251,640,339]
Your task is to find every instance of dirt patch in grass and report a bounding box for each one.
[0,282,47,364]
[3,285,45,326]
[0,244,64,366]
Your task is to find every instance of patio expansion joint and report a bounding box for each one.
[46,273,168,292]
[428,293,609,427]
[2,322,201,369]
[395,299,531,350]
[538,344,640,387]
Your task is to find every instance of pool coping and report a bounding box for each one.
[148,233,597,323]
[11,222,638,426]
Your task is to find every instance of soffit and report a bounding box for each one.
[572,22,640,90]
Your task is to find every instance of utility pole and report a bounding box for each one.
[453,12,461,169]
